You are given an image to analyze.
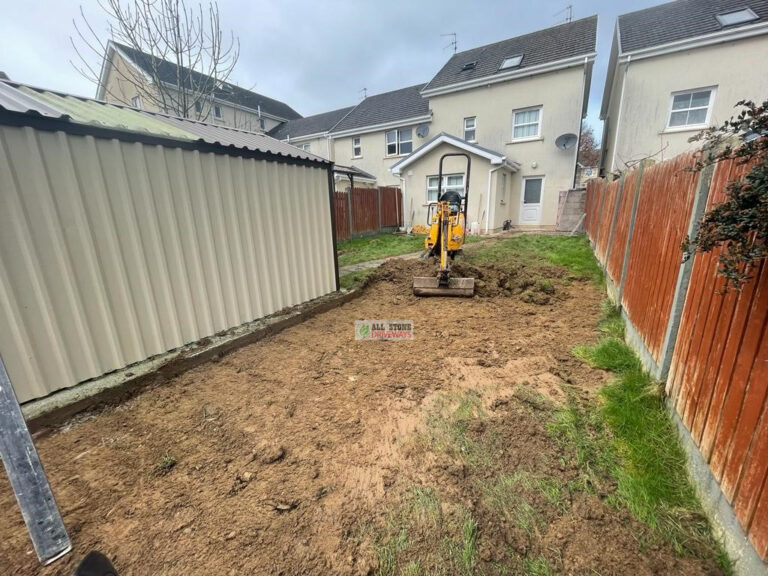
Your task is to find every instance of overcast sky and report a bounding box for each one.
[0,0,666,139]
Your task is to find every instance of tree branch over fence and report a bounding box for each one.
[682,99,768,290]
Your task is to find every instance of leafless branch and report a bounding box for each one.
[71,0,240,119]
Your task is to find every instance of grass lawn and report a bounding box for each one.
[337,232,486,268]
[465,234,603,284]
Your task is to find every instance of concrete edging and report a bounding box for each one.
[24,289,365,432]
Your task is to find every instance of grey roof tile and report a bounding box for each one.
[330,84,430,134]
[112,42,302,120]
[618,0,768,53]
[423,16,597,92]
[268,106,354,140]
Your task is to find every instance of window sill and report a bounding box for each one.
[661,125,708,134]
[506,137,543,144]
[385,154,411,159]
[352,156,363,160]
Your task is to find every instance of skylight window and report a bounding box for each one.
[461,61,477,71]
[499,55,524,70]
[716,8,759,26]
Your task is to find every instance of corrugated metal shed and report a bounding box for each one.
[0,80,328,165]
[0,81,67,118]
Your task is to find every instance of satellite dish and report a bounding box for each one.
[555,133,578,150]
[416,124,430,138]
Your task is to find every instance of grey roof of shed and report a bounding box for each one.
[618,0,768,53]
[0,80,328,165]
[329,84,430,133]
[422,16,598,92]
[112,42,302,120]
[269,105,354,140]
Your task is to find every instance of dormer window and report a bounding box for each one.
[499,55,524,70]
[716,8,758,26]
[461,61,477,71]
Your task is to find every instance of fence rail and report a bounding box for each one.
[334,186,402,241]
[585,152,768,562]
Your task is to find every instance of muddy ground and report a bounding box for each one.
[0,256,723,575]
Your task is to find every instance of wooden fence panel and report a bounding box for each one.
[595,178,621,265]
[380,186,403,228]
[585,179,602,242]
[350,188,379,235]
[620,152,700,363]
[606,170,638,283]
[334,192,349,242]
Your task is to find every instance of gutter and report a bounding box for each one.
[618,21,768,63]
[329,114,433,139]
[420,53,596,98]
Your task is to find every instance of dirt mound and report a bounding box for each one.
[372,257,562,303]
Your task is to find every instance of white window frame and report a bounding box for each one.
[298,143,311,152]
[463,117,477,142]
[131,95,142,109]
[214,105,222,119]
[352,137,362,158]
[666,87,716,131]
[194,101,202,115]
[385,128,413,157]
[426,173,465,204]
[511,106,542,141]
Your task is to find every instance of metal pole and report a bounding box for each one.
[0,356,71,565]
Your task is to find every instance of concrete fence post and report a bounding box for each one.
[592,180,608,248]
[603,173,626,268]
[617,161,646,305]
[657,163,715,381]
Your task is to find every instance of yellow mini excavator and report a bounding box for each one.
[413,153,475,297]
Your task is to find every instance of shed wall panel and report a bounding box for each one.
[0,125,335,403]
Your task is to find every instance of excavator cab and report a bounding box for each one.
[413,153,475,297]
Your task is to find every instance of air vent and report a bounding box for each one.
[461,61,477,71]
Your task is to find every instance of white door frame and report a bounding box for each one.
[519,175,545,225]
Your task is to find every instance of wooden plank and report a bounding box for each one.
[710,267,768,482]
[699,263,763,461]
[720,316,768,501]
[733,385,768,531]
[748,478,768,559]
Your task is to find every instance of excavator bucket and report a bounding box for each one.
[412,276,475,297]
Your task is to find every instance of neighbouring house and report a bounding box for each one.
[0,79,336,404]
[97,40,302,132]
[599,0,768,176]
[271,17,598,232]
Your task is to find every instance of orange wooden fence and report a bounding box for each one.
[585,153,768,560]
[334,186,403,242]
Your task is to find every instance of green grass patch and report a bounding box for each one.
[573,338,641,373]
[337,233,426,267]
[520,555,552,576]
[375,527,409,576]
[339,268,375,290]
[456,514,479,576]
[562,310,732,571]
[465,234,602,283]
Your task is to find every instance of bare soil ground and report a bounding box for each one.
[0,256,724,575]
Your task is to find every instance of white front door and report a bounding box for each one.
[519,177,544,225]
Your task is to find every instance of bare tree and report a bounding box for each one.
[72,0,240,121]
[578,121,601,167]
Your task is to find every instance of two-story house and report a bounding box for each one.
[97,40,301,131]
[270,17,597,232]
[599,0,768,177]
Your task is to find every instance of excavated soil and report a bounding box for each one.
[0,258,724,575]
